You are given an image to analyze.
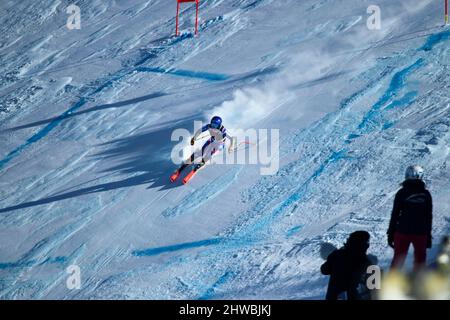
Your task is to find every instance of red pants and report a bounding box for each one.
[390,233,427,271]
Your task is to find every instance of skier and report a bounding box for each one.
[387,165,433,271]
[170,116,234,184]
[320,231,372,300]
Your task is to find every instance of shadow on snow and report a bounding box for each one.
[0,116,198,214]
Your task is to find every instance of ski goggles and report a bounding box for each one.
[210,122,221,129]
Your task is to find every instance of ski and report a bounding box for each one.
[182,169,197,185]
[170,163,189,182]
[182,163,205,185]
[170,170,182,183]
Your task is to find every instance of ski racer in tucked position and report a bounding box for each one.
[170,116,234,184]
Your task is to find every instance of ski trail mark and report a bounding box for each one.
[132,238,223,257]
[136,66,230,81]
[198,271,235,300]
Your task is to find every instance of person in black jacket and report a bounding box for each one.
[321,231,372,300]
[387,165,433,271]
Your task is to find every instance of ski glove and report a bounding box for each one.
[387,232,394,248]
[190,138,195,146]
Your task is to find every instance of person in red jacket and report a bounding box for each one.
[387,165,433,271]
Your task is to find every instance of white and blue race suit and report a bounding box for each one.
[190,123,232,163]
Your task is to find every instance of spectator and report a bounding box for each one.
[379,236,450,300]
[387,165,433,271]
[321,231,372,300]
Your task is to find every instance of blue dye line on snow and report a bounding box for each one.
[241,149,350,239]
[242,0,266,11]
[349,90,419,140]
[41,256,68,264]
[198,271,235,300]
[345,28,450,143]
[0,261,34,269]
[0,256,67,270]
[136,67,230,81]
[132,238,223,257]
[356,58,424,134]
[384,91,418,111]
[420,29,450,51]
[382,91,418,130]
[273,150,348,216]
[286,225,303,237]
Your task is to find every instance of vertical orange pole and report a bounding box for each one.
[176,1,180,36]
[195,0,199,35]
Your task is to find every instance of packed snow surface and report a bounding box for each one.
[0,0,449,299]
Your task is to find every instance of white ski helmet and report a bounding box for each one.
[405,165,424,180]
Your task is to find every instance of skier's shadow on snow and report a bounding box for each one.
[93,118,193,192]
[0,117,195,214]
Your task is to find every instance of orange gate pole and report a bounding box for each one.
[446,0,449,25]
[175,0,200,36]
[175,1,180,36]
[195,0,199,35]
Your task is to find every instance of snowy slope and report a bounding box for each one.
[0,0,449,299]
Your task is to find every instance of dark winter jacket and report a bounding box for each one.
[387,180,433,237]
[320,245,371,300]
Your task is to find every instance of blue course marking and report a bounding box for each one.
[136,66,230,81]
[356,58,424,133]
[132,238,223,257]
[345,60,423,142]
[343,28,450,144]
[0,256,67,270]
[0,261,34,269]
[242,0,265,11]
[286,225,303,237]
[239,149,350,240]
[384,91,418,111]
[382,91,418,130]
[420,29,450,51]
[198,271,235,300]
